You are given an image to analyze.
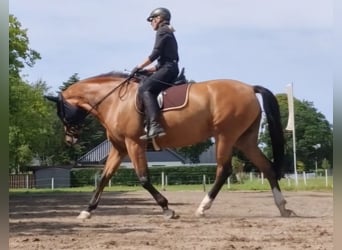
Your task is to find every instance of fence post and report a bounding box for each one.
[250,172,253,181]
[325,169,328,187]
[51,178,54,190]
[26,174,29,189]
[161,172,165,191]
[203,175,206,192]
[261,172,264,185]
[227,177,231,189]
[303,171,307,185]
[109,179,111,187]
[165,175,168,188]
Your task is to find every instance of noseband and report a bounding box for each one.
[53,76,132,139]
[57,93,88,137]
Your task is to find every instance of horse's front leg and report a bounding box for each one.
[77,146,125,220]
[125,139,177,219]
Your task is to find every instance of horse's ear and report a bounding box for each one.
[44,95,58,103]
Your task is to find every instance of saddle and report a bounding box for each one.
[135,68,192,113]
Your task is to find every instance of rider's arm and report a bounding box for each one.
[137,58,157,72]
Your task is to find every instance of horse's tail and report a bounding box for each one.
[253,85,284,180]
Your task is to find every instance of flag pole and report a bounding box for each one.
[285,83,298,186]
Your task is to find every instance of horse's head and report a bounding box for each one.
[45,93,88,146]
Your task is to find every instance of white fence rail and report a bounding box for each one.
[10,171,333,190]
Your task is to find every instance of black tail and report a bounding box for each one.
[254,85,284,180]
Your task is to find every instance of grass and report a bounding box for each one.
[9,176,332,196]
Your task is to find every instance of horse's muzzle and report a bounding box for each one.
[65,134,78,146]
[64,125,80,146]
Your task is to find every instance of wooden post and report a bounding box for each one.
[303,171,307,185]
[161,172,165,191]
[203,175,206,192]
[51,178,54,190]
[26,174,29,189]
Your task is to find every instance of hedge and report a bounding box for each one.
[70,165,218,187]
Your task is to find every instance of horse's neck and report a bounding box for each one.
[81,80,137,116]
[70,79,131,104]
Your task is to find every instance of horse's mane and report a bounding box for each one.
[81,71,130,82]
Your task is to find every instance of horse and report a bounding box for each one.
[45,71,294,219]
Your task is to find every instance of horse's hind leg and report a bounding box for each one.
[77,146,124,219]
[235,127,293,217]
[125,139,176,219]
[196,134,234,217]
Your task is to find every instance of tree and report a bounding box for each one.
[9,79,55,172]
[296,161,305,173]
[321,158,330,170]
[232,156,245,183]
[259,94,333,173]
[9,14,46,172]
[59,73,80,91]
[9,14,40,77]
[176,139,213,163]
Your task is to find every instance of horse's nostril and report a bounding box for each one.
[65,136,78,146]
[65,139,73,146]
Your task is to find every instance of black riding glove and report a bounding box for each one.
[130,66,142,77]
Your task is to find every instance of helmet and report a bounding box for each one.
[147,7,171,22]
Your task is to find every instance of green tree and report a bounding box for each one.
[321,158,330,170]
[176,139,213,163]
[296,161,305,173]
[9,14,40,77]
[9,79,55,172]
[259,94,333,173]
[59,73,80,91]
[232,156,245,183]
[9,15,107,170]
[9,14,48,173]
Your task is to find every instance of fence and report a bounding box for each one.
[9,170,333,190]
[9,174,35,189]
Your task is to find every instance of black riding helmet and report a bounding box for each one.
[147,7,171,22]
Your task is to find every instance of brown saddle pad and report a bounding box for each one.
[136,83,192,113]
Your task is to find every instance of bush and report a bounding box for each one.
[70,165,218,187]
[70,169,100,187]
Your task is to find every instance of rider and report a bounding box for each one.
[132,7,179,140]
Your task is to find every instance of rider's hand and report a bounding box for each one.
[130,66,142,77]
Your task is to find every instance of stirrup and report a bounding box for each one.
[140,131,166,140]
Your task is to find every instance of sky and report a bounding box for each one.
[9,0,333,123]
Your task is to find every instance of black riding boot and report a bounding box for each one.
[140,92,166,140]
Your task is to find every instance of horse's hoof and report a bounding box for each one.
[195,209,205,217]
[163,209,178,219]
[77,210,91,220]
[281,209,296,217]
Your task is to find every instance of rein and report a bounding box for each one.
[86,76,132,115]
[61,76,132,127]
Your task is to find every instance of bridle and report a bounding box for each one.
[55,76,132,139]
[57,92,88,139]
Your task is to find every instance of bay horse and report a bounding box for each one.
[46,71,294,219]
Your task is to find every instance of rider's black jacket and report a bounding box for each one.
[148,22,179,69]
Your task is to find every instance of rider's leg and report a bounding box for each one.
[138,64,178,140]
[140,91,165,139]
